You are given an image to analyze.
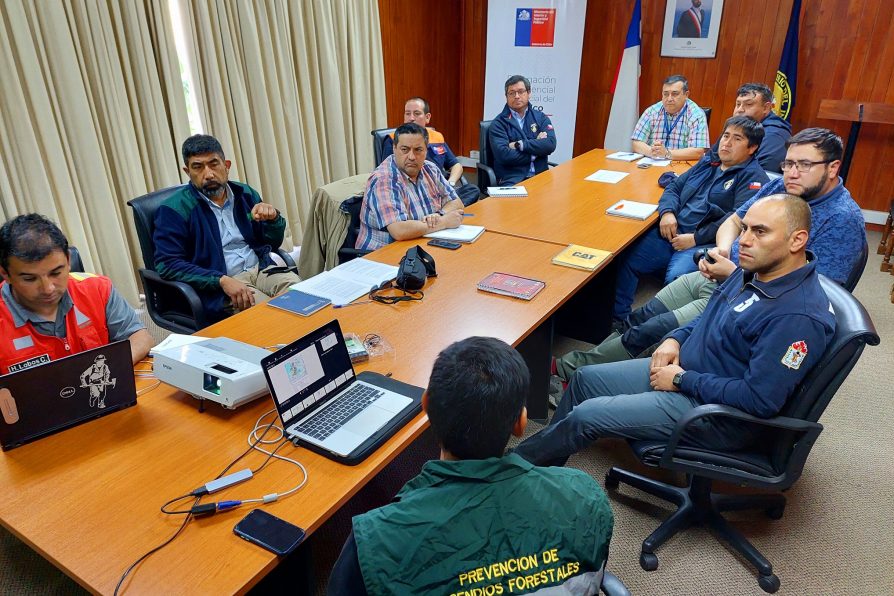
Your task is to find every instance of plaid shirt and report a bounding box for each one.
[631,99,709,150]
[356,156,459,251]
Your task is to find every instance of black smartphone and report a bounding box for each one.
[427,239,462,250]
[637,162,652,169]
[233,509,306,556]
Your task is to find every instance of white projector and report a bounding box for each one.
[153,337,270,409]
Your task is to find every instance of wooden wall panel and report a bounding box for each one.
[378,0,894,211]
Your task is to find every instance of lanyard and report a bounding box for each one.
[663,104,688,144]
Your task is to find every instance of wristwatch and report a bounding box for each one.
[672,371,686,389]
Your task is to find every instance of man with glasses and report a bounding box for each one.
[488,74,557,185]
[550,128,865,397]
[631,74,709,162]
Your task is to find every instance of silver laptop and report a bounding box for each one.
[261,320,413,457]
[0,340,137,450]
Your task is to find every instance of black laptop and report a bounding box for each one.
[0,340,137,450]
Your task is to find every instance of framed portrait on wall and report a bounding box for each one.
[661,0,724,58]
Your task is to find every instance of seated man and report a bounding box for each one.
[631,74,709,162]
[613,115,768,321]
[154,134,299,323]
[356,122,464,251]
[327,337,614,595]
[0,214,154,373]
[712,83,791,172]
[553,128,865,386]
[488,75,557,185]
[382,97,480,206]
[521,195,836,466]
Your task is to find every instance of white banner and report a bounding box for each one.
[484,1,587,163]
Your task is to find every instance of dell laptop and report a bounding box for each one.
[0,340,137,451]
[261,320,418,461]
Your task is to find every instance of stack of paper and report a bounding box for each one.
[605,200,658,220]
[606,151,643,162]
[636,156,671,167]
[424,225,485,243]
[585,170,629,184]
[487,186,528,197]
[289,258,398,306]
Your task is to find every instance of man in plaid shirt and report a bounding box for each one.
[356,122,464,251]
[631,74,710,162]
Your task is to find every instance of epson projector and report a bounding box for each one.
[153,337,270,409]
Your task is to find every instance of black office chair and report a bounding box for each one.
[68,246,84,273]
[371,127,396,168]
[477,119,558,196]
[605,276,879,594]
[127,185,296,334]
[336,194,372,264]
[842,240,869,292]
[702,107,712,126]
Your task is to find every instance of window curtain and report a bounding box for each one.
[175,0,387,245]
[0,0,190,303]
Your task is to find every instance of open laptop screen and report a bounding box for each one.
[262,320,355,426]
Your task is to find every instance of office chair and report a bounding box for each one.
[371,127,396,168]
[702,107,712,125]
[128,185,296,334]
[68,246,84,273]
[477,120,558,197]
[842,240,869,292]
[336,193,372,264]
[605,276,878,594]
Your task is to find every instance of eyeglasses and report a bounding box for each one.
[368,280,423,304]
[780,159,832,173]
[506,89,528,98]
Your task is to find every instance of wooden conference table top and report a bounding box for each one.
[0,233,601,595]
[467,148,693,250]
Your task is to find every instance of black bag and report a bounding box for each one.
[395,246,436,291]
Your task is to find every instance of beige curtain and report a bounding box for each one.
[176,0,386,245]
[0,0,190,304]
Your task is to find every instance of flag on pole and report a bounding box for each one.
[603,0,641,151]
[773,0,800,121]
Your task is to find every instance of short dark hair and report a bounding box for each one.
[0,214,69,271]
[786,127,844,162]
[504,75,531,94]
[723,115,765,148]
[406,97,431,115]
[663,74,689,92]
[736,83,773,104]
[425,337,530,459]
[393,122,429,145]
[754,193,812,235]
[181,134,225,165]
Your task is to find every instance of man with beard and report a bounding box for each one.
[154,134,299,322]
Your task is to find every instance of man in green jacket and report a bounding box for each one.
[327,337,614,595]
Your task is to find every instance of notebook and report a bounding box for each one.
[552,244,612,271]
[477,272,546,300]
[487,186,528,197]
[0,341,137,451]
[267,290,331,317]
[423,225,485,243]
[605,200,658,220]
[605,151,643,162]
[261,320,421,464]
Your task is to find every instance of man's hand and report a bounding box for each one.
[659,212,678,240]
[220,275,255,311]
[650,363,684,392]
[650,338,680,370]
[508,141,519,151]
[670,233,695,251]
[439,210,463,229]
[250,203,278,221]
[699,247,736,283]
[536,132,547,139]
[422,213,441,229]
[650,139,665,159]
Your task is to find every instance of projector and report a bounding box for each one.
[153,337,271,409]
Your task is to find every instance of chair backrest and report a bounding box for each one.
[479,120,495,169]
[702,107,712,125]
[371,128,396,168]
[68,246,84,273]
[126,184,188,270]
[339,194,365,255]
[842,240,869,292]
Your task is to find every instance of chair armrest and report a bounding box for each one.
[338,247,373,264]
[275,248,297,269]
[139,269,209,331]
[548,161,558,168]
[601,571,630,596]
[476,163,497,194]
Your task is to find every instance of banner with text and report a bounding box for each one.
[484,1,587,163]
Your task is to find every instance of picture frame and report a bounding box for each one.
[660,0,724,58]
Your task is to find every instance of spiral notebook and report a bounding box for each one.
[477,272,545,301]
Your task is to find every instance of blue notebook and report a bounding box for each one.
[267,290,331,317]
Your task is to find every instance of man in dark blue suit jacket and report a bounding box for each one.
[488,75,557,185]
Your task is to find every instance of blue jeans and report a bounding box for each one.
[613,228,674,319]
[515,359,756,467]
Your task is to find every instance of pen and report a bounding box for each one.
[333,300,373,308]
[463,213,474,217]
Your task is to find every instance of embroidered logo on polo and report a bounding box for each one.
[8,354,51,374]
[733,293,760,312]
[781,340,808,370]
[531,124,538,133]
[723,180,735,191]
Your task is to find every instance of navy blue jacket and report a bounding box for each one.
[670,256,836,418]
[658,152,769,245]
[488,104,556,185]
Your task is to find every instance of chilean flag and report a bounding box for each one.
[603,0,641,151]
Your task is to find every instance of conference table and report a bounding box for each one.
[0,149,682,594]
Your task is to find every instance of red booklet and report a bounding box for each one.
[477,272,546,301]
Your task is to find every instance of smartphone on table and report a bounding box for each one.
[233,509,306,556]
[427,239,461,250]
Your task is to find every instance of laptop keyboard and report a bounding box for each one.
[297,384,385,441]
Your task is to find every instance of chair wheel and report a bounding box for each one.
[765,505,785,520]
[639,551,659,571]
[758,573,780,593]
[604,474,619,489]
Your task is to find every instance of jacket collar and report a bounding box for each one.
[742,250,817,299]
[396,453,534,497]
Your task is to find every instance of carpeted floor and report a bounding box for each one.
[1,232,892,595]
